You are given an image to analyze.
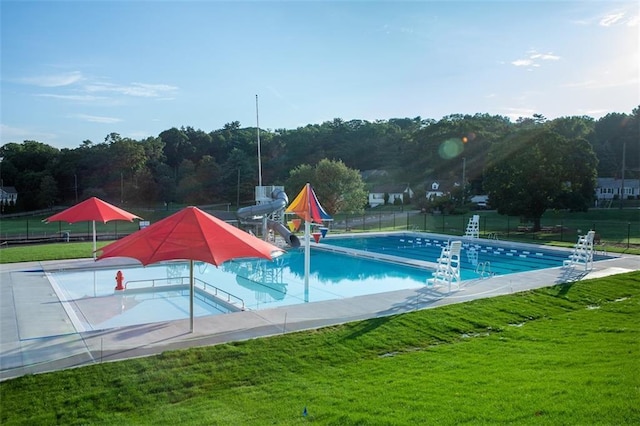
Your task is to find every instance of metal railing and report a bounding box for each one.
[123,276,245,310]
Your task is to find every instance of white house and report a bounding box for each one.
[369,184,414,207]
[595,178,640,201]
[425,180,460,200]
[0,186,18,207]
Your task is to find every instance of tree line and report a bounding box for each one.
[0,107,637,222]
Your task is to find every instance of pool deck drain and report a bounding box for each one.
[1,253,638,381]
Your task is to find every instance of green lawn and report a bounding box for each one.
[1,272,639,425]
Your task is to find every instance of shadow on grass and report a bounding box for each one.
[340,286,447,341]
[555,266,589,295]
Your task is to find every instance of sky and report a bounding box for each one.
[1,0,638,150]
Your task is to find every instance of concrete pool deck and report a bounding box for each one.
[2,252,639,381]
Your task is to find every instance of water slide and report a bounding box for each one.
[236,189,301,248]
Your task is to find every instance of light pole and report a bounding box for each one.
[0,156,4,214]
[461,157,466,205]
[620,139,626,209]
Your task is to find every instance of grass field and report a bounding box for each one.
[1,272,638,424]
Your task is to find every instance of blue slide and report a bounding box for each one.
[236,189,301,248]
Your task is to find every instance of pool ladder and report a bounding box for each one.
[475,261,494,278]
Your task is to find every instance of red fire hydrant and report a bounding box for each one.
[115,270,125,291]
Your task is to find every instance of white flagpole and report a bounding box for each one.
[256,94,262,187]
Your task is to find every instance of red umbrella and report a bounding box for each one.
[97,206,284,331]
[45,197,142,259]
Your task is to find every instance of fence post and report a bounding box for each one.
[628,222,631,249]
[423,213,427,231]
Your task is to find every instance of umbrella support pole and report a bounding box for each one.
[93,220,97,260]
[190,260,194,333]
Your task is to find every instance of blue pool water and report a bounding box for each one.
[49,248,433,331]
[48,232,609,331]
[319,233,610,277]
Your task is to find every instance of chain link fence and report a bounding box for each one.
[1,209,638,249]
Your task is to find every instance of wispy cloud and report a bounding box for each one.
[574,8,639,27]
[85,82,178,98]
[0,124,57,143]
[17,71,178,100]
[35,93,106,102]
[501,107,537,121]
[19,71,83,87]
[627,13,639,27]
[70,114,123,124]
[511,50,560,69]
[563,76,638,90]
[600,12,626,27]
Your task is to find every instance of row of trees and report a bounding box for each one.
[0,107,637,228]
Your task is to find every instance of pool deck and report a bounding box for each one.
[1,251,638,381]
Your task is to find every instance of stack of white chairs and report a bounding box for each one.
[464,215,480,239]
[428,240,462,293]
[563,230,595,271]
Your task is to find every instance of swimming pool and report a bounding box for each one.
[318,232,611,277]
[48,231,610,331]
[49,248,434,331]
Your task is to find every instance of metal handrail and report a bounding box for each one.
[124,276,190,289]
[124,276,245,310]
[194,278,245,310]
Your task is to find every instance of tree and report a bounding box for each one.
[286,159,367,214]
[37,174,59,209]
[159,127,191,170]
[221,148,256,203]
[483,129,597,231]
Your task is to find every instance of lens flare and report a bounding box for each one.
[439,138,464,159]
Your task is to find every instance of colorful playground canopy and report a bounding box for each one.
[285,183,332,224]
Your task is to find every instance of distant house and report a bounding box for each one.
[425,180,460,200]
[368,184,414,207]
[360,169,389,182]
[0,186,18,207]
[595,178,640,201]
